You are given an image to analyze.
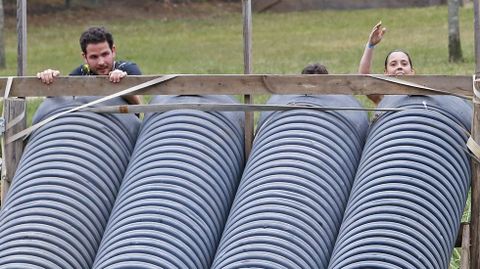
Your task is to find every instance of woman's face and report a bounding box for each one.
[384,51,415,76]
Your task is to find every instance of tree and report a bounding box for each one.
[448,0,463,62]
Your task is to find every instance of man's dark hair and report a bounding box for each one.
[384,49,414,70]
[302,63,329,74]
[79,26,114,54]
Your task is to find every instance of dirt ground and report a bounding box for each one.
[4,1,242,27]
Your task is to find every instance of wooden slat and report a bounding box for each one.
[462,222,471,269]
[472,0,480,267]
[0,75,472,97]
[471,101,480,269]
[85,103,404,114]
[1,98,26,207]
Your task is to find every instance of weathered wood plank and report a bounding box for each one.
[85,103,404,114]
[0,75,472,97]
[462,222,471,269]
[471,98,480,269]
[472,0,480,267]
[1,98,26,206]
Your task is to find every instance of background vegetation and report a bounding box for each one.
[2,3,477,123]
[0,2,475,267]
[5,5,474,76]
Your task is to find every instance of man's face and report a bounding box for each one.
[82,41,116,75]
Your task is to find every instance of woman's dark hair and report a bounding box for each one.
[79,26,114,54]
[302,63,329,74]
[384,49,413,70]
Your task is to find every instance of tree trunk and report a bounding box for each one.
[65,0,71,9]
[449,0,463,62]
[0,0,6,69]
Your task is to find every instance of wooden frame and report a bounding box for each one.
[0,75,472,97]
[0,77,476,269]
[7,0,479,268]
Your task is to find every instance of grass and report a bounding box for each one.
[9,6,476,75]
[0,4,476,268]
[1,4,476,124]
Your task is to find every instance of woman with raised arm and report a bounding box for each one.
[359,21,415,104]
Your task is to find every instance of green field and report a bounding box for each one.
[4,5,475,75]
[0,3,476,267]
[1,4,477,120]
[2,4,477,124]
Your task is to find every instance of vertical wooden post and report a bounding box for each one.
[471,1,480,268]
[462,223,471,269]
[17,0,27,76]
[1,98,26,206]
[243,0,254,158]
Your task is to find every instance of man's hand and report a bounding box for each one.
[108,69,139,104]
[108,69,127,83]
[36,69,60,85]
[368,21,387,47]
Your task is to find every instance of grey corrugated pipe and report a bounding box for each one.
[328,95,472,269]
[92,95,245,269]
[0,97,140,269]
[211,95,369,269]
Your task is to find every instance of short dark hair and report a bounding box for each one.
[302,63,329,74]
[79,26,114,54]
[384,49,414,70]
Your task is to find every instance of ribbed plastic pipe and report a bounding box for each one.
[92,95,245,269]
[328,95,472,269]
[0,97,140,269]
[211,95,369,269]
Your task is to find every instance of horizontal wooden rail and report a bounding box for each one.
[0,75,472,97]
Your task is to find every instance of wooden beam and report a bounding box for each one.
[1,98,26,207]
[472,0,480,267]
[16,0,27,76]
[462,222,471,269]
[85,103,404,114]
[243,0,254,158]
[0,75,472,97]
[473,102,479,269]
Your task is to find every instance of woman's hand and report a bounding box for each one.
[368,21,387,47]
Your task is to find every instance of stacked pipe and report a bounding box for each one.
[0,97,140,269]
[92,95,245,269]
[211,95,369,269]
[328,95,472,269]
